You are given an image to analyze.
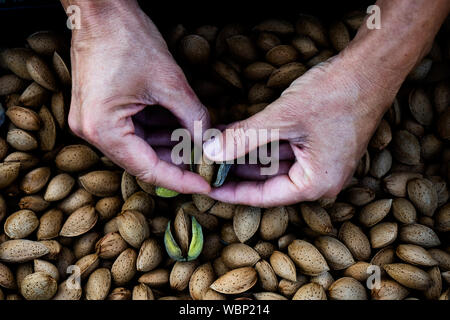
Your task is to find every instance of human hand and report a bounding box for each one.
[66,1,210,194]
[202,51,402,207]
[202,0,449,207]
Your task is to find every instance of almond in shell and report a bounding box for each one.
[407,178,438,216]
[170,260,198,291]
[255,259,278,292]
[111,248,137,286]
[267,62,306,88]
[20,272,57,300]
[189,262,215,300]
[300,203,333,235]
[358,199,392,227]
[371,279,409,300]
[383,263,432,290]
[55,144,99,172]
[396,244,438,267]
[0,240,49,263]
[399,223,440,247]
[26,31,66,56]
[7,129,38,151]
[79,170,120,197]
[59,205,98,237]
[4,209,39,239]
[26,55,58,91]
[315,236,355,270]
[116,210,149,248]
[136,238,163,272]
[6,106,41,131]
[269,250,296,282]
[52,52,71,87]
[132,283,154,300]
[0,162,20,189]
[19,82,49,107]
[95,232,128,260]
[338,221,371,261]
[287,239,329,276]
[292,282,327,300]
[259,206,288,240]
[85,268,111,300]
[38,106,56,151]
[328,277,367,300]
[44,173,75,202]
[233,206,261,243]
[210,267,256,295]
[50,91,66,129]
[1,48,33,80]
[221,243,260,269]
[370,222,398,249]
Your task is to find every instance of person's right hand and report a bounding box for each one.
[202,51,405,207]
[202,0,450,208]
[67,1,211,194]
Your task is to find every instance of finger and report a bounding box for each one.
[99,125,210,194]
[208,162,322,207]
[154,146,190,170]
[202,98,291,162]
[232,161,293,181]
[157,74,211,140]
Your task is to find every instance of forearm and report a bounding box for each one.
[60,0,144,39]
[344,0,449,102]
[60,0,140,17]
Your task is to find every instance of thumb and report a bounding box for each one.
[155,69,210,139]
[203,105,282,162]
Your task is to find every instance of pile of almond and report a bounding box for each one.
[0,11,449,300]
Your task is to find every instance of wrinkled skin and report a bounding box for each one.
[65,0,449,206]
[203,52,401,207]
[68,5,210,194]
[201,0,449,207]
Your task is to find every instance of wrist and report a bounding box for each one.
[62,0,142,42]
[342,0,449,95]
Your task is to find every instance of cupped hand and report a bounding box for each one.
[68,5,210,194]
[203,51,403,207]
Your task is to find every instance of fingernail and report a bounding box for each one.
[194,180,211,194]
[203,136,222,159]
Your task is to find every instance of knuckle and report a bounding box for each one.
[136,169,157,187]
[291,172,326,202]
[230,125,248,148]
[68,111,82,137]
[79,116,100,144]
[68,103,101,145]
[194,105,209,124]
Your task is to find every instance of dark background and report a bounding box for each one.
[0,0,374,46]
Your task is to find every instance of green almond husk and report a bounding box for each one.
[155,187,179,198]
[190,148,231,187]
[164,221,185,261]
[164,216,204,262]
[187,216,204,261]
[213,163,232,187]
